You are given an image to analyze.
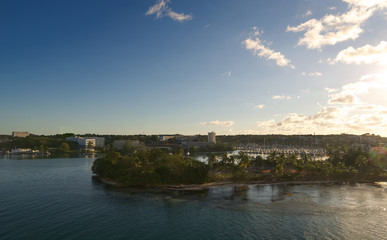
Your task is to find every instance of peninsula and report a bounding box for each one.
[92,145,387,189]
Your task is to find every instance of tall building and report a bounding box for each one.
[12,131,29,138]
[208,132,216,144]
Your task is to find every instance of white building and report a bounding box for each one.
[85,137,105,148]
[84,139,96,149]
[208,132,216,144]
[12,131,29,138]
[66,137,105,148]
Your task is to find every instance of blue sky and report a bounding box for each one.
[1,0,387,136]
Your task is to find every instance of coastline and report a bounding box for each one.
[94,175,387,191]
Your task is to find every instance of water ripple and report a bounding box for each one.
[1,158,387,240]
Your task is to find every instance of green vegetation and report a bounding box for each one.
[208,145,384,182]
[0,134,79,153]
[92,145,386,187]
[58,143,71,153]
[92,149,208,186]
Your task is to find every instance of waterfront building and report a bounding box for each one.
[86,137,105,148]
[12,131,29,138]
[66,137,105,148]
[208,132,216,144]
[84,139,96,149]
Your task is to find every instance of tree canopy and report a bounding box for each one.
[92,145,386,187]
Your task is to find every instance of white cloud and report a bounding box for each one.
[200,120,234,126]
[287,0,387,49]
[238,129,263,135]
[272,95,291,100]
[146,0,168,18]
[256,107,349,134]
[167,11,192,22]
[256,73,387,135]
[325,87,338,93]
[257,105,387,135]
[328,94,357,104]
[253,104,265,110]
[219,129,234,134]
[252,26,264,36]
[303,10,313,17]
[332,40,387,65]
[242,28,295,68]
[146,0,192,22]
[302,72,322,77]
[343,0,387,8]
[327,73,386,104]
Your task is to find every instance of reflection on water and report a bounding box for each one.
[1,153,102,160]
[1,157,387,240]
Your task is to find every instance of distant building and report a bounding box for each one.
[86,137,105,148]
[158,135,175,142]
[12,131,29,138]
[112,140,140,150]
[66,137,105,148]
[84,139,96,149]
[208,132,216,144]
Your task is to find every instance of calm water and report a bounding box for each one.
[1,158,386,240]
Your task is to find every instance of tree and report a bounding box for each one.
[172,146,184,156]
[92,150,208,185]
[59,143,70,153]
[238,151,250,169]
[207,153,217,168]
[39,144,46,154]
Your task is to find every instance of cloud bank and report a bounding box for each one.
[287,0,387,49]
[257,73,387,135]
[332,40,387,65]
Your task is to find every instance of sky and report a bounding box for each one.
[1,0,387,136]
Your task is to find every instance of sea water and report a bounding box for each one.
[1,157,386,240]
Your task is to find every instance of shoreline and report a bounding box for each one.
[94,175,387,191]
